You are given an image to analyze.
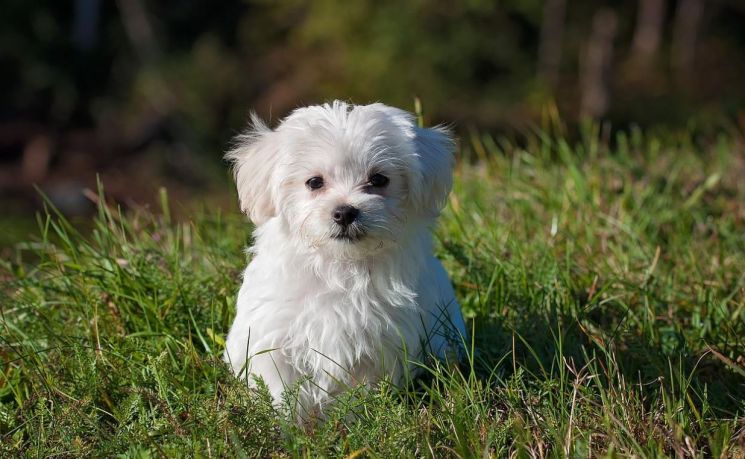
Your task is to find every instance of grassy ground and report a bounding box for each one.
[2,124,745,457]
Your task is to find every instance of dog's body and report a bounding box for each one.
[223,101,465,415]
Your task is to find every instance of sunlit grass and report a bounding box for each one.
[1,126,744,456]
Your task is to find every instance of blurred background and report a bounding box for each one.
[2,0,745,242]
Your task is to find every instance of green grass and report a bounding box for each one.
[2,125,745,457]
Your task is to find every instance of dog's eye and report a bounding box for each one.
[306,176,324,190]
[368,173,389,188]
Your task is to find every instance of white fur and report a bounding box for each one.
[223,101,465,418]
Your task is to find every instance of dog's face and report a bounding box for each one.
[227,101,455,259]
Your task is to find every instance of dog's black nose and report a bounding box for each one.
[332,205,359,227]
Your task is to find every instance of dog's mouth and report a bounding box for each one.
[331,233,364,242]
[330,226,366,242]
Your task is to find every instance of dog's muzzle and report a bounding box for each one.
[330,205,365,241]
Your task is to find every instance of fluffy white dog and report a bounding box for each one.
[223,101,465,418]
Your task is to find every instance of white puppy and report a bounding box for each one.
[223,101,465,418]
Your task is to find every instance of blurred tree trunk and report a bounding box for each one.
[629,0,666,68]
[73,0,101,51]
[580,9,618,120]
[672,0,704,89]
[115,0,174,120]
[115,0,160,63]
[538,0,566,89]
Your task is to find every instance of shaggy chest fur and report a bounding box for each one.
[283,272,421,387]
[257,229,426,378]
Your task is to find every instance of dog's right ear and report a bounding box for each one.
[225,113,280,225]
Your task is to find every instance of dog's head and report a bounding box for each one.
[226,101,455,258]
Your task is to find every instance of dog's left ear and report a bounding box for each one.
[407,124,455,217]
